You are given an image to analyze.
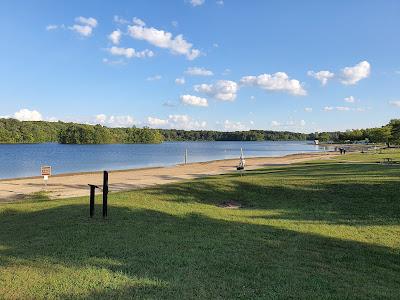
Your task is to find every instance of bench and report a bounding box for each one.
[382,158,394,165]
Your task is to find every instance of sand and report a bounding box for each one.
[0,152,337,203]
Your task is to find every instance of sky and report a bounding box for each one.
[0,0,399,133]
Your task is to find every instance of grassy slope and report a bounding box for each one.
[1,150,400,299]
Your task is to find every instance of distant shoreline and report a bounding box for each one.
[0,147,328,182]
[0,151,338,202]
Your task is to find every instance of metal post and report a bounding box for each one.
[89,184,96,218]
[184,148,188,164]
[102,171,108,218]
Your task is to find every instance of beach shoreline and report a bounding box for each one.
[0,151,338,203]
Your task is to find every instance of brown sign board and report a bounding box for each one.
[41,166,52,176]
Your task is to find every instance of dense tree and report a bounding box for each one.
[1,118,400,145]
[0,119,163,144]
[366,127,391,144]
[389,119,400,146]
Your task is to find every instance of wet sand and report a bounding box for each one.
[0,152,337,202]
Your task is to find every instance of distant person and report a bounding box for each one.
[339,148,343,155]
[343,149,346,155]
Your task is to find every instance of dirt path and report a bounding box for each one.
[0,152,337,202]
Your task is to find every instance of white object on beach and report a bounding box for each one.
[237,148,245,170]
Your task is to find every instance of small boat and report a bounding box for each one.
[314,139,319,145]
[237,148,246,170]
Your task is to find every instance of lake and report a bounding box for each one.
[0,141,325,179]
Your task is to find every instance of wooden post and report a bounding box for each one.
[88,184,96,218]
[102,171,108,218]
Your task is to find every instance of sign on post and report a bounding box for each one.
[41,166,51,186]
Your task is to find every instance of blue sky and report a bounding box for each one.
[0,0,399,132]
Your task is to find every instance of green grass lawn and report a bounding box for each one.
[1,150,400,299]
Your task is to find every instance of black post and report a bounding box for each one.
[89,184,96,218]
[103,171,108,218]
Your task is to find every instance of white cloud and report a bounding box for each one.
[185,67,213,76]
[341,61,371,85]
[307,70,334,86]
[223,120,248,131]
[180,94,208,107]
[95,114,137,127]
[128,19,200,60]
[69,16,98,37]
[95,114,107,124]
[271,120,280,127]
[102,58,125,66]
[147,114,207,129]
[171,21,179,28]
[70,24,93,37]
[108,46,154,59]
[75,16,98,28]
[194,80,238,101]
[108,29,122,45]
[133,17,146,27]
[304,107,313,112]
[240,72,307,96]
[216,0,224,5]
[14,109,43,121]
[324,106,350,112]
[175,77,185,85]
[389,100,400,107]
[147,75,162,81]
[147,117,169,126]
[190,0,205,6]
[163,101,178,107]
[344,96,356,103]
[271,119,306,130]
[46,24,58,31]
[113,15,129,25]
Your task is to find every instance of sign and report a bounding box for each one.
[41,166,52,177]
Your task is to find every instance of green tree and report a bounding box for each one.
[389,119,400,145]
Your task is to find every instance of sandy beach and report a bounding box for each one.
[0,152,337,202]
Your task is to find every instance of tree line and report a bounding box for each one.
[0,118,399,145]
[313,119,400,146]
[0,119,163,144]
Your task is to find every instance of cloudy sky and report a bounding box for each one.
[0,0,399,132]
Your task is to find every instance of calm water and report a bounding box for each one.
[0,141,325,179]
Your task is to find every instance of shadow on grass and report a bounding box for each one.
[0,204,400,299]
[144,163,400,225]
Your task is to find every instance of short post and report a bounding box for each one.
[102,171,109,218]
[88,184,96,218]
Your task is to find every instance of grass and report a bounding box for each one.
[1,150,400,299]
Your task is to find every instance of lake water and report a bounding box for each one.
[0,141,325,179]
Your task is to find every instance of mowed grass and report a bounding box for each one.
[1,150,400,299]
